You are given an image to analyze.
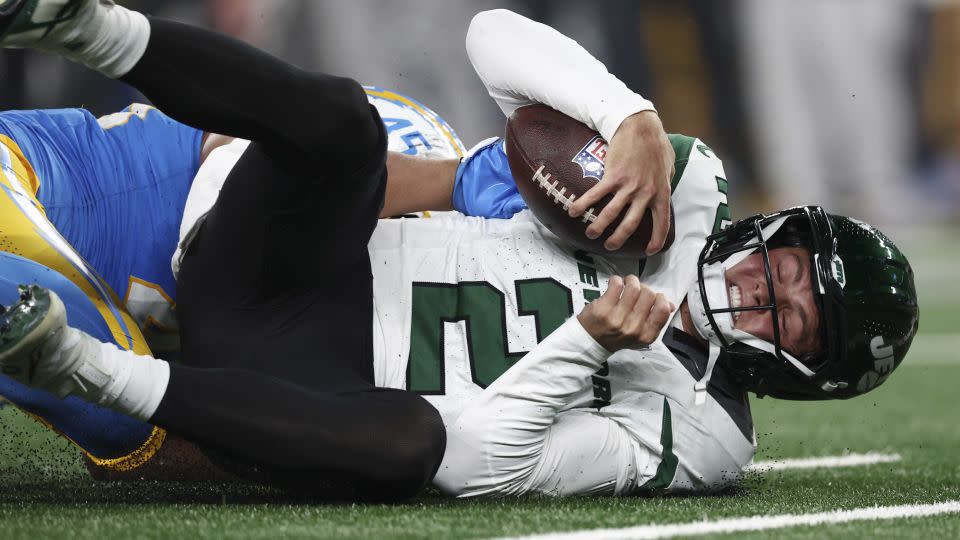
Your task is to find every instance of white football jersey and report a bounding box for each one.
[369,136,755,496]
[177,108,755,498]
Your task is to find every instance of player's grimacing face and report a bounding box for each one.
[723,246,821,356]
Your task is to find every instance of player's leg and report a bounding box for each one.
[0,130,175,473]
[1,1,440,496]
[163,145,425,495]
[120,17,380,170]
[1,0,388,333]
[1,0,386,291]
[172,125,385,381]
[152,365,445,499]
[121,12,388,361]
[0,286,445,499]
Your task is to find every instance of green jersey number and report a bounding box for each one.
[408,279,573,394]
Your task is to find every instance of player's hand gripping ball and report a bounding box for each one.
[505,105,675,258]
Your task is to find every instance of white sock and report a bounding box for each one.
[39,328,170,421]
[90,338,170,421]
[30,1,151,78]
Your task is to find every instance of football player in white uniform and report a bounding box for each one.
[0,4,918,499]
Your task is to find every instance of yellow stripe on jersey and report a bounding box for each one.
[0,135,166,470]
[0,137,148,354]
[365,88,465,157]
[0,134,41,200]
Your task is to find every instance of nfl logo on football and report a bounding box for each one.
[572,135,608,180]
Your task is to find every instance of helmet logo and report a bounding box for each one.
[869,336,896,374]
[831,255,847,289]
[857,336,896,393]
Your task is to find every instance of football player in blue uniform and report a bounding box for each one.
[0,96,475,479]
[0,1,676,491]
[0,104,200,472]
[0,0,563,497]
[0,0,452,496]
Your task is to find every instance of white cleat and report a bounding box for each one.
[0,0,106,47]
[0,285,70,387]
[0,0,132,78]
[0,0,148,79]
[0,284,117,400]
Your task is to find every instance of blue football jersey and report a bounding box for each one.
[0,105,202,333]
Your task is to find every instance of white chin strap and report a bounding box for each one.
[686,217,814,404]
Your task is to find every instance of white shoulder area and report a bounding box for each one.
[673,136,726,193]
[669,137,730,248]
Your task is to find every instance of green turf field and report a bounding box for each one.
[0,231,957,540]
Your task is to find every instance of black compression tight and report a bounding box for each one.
[155,367,445,500]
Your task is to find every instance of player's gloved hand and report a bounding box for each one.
[577,275,675,353]
[568,111,675,255]
[453,137,528,219]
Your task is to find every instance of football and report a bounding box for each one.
[504,104,675,258]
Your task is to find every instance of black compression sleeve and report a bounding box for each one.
[151,364,445,500]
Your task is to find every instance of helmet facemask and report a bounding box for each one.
[689,207,845,399]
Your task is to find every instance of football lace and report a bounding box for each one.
[532,165,598,224]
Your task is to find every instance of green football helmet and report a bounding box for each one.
[693,206,919,400]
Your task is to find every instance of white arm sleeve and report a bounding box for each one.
[466,9,656,142]
[435,317,647,497]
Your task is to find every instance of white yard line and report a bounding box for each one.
[747,451,901,473]
[490,501,960,540]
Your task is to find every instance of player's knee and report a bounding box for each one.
[401,399,446,473]
[375,395,446,498]
[305,74,381,160]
